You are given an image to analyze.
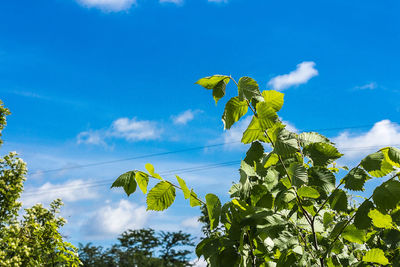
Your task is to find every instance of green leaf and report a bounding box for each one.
[238,76,261,101]
[341,225,366,244]
[189,189,201,207]
[373,180,400,211]
[368,209,392,229]
[303,142,342,166]
[263,152,279,168]
[195,75,230,104]
[308,167,336,195]
[354,200,374,230]
[241,116,267,144]
[298,132,331,147]
[274,128,299,156]
[244,141,264,166]
[360,151,394,177]
[329,189,348,212]
[145,163,162,180]
[261,90,284,112]
[323,212,334,228]
[222,97,248,130]
[111,170,135,188]
[343,167,370,191]
[291,163,308,187]
[381,147,400,167]
[124,173,137,196]
[297,186,320,199]
[205,194,221,230]
[363,248,389,265]
[135,171,149,194]
[176,175,190,199]
[146,181,176,211]
[256,102,278,130]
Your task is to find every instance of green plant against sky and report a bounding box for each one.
[112,75,400,266]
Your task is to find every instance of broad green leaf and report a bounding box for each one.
[222,97,248,130]
[135,171,149,194]
[291,162,308,187]
[238,76,261,101]
[330,221,347,239]
[261,90,284,112]
[308,167,336,195]
[343,167,370,191]
[363,248,389,265]
[368,209,392,229]
[381,147,400,167]
[303,142,342,166]
[146,181,176,211]
[124,173,137,196]
[274,129,299,156]
[206,194,221,230]
[329,189,348,212]
[354,200,374,230]
[360,151,394,177]
[244,141,264,166]
[145,163,162,180]
[195,75,230,104]
[256,102,278,130]
[263,153,279,168]
[111,170,135,188]
[176,175,190,199]
[341,225,366,244]
[241,116,267,144]
[297,186,320,199]
[189,189,201,207]
[298,132,331,147]
[373,180,400,211]
[323,212,334,228]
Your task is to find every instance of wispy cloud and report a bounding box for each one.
[171,109,201,125]
[159,0,183,5]
[21,179,99,207]
[81,200,148,239]
[77,0,136,12]
[333,120,400,160]
[355,82,378,90]
[208,0,228,3]
[181,216,200,229]
[77,117,161,146]
[268,61,318,90]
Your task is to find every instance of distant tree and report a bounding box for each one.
[159,230,195,267]
[0,100,80,266]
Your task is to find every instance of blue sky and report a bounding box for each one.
[0,0,400,262]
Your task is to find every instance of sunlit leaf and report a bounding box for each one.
[297,186,320,199]
[189,189,201,207]
[135,171,149,194]
[176,175,190,199]
[329,189,348,212]
[342,225,366,244]
[261,90,284,112]
[373,180,400,211]
[195,75,230,104]
[241,116,267,144]
[368,209,392,229]
[354,200,374,230]
[238,76,261,101]
[146,181,176,211]
[361,151,394,177]
[363,248,389,265]
[222,97,248,130]
[303,142,342,166]
[206,193,221,230]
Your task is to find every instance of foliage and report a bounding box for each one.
[0,100,80,266]
[112,75,400,266]
[78,228,195,267]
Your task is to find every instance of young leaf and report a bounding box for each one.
[222,97,248,130]
[176,175,190,199]
[354,200,374,230]
[189,189,201,207]
[342,225,366,244]
[297,186,320,199]
[135,171,149,194]
[343,167,370,191]
[146,181,176,211]
[195,75,230,104]
[372,180,400,211]
[261,90,284,112]
[329,189,348,212]
[256,102,278,130]
[238,76,261,101]
[145,163,162,180]
[241,116,267,144]
[360,151,394,177]
[205,194,222,230]
[368,209,392,229]
[111,171,135,188]
[362,248,389,265]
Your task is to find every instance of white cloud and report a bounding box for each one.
[77,0,136,12]
[355,82,377,90]
[160,0,183,4]
[181,216,200,229]
[21,179,99,207]
[333,120,400,159]
[268,61,318,90]
[77,117,161,146]
[172,109,201,125]
[82,200,148,239]
[191,258,207,267]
